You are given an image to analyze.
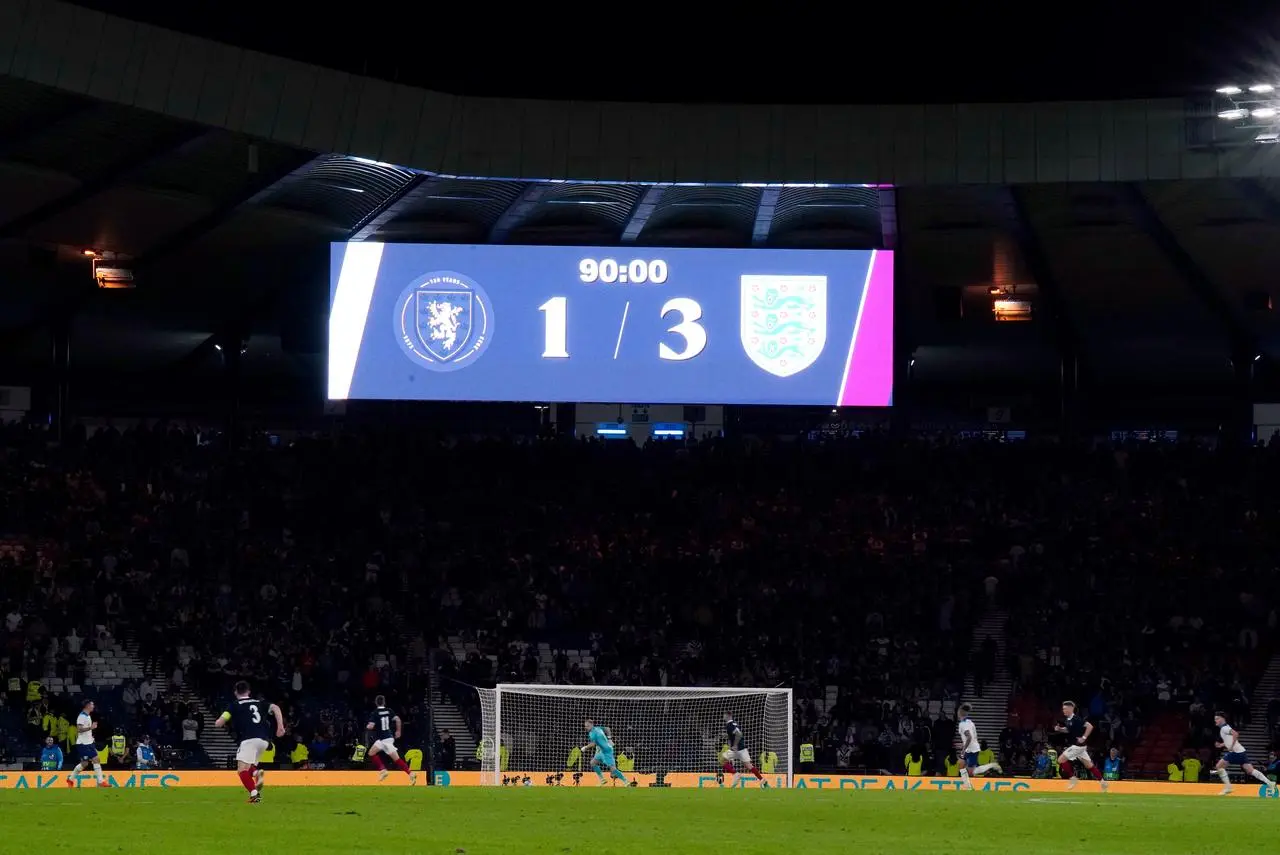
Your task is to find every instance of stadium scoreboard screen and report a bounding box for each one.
[327,242,893,406]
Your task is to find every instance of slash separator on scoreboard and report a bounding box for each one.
[613,301,631,360]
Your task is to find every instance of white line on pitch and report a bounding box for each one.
[614,301,631,360]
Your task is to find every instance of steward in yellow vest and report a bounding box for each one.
[351,744,367,763]
[945,754,960,776]
[761,750,778,774]
[404,748,423,771]
[904,752,924,776]
[617,752,634,773]
[799,743,815,766]
[566,745,583,771]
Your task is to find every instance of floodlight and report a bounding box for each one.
[1217,85,1242,94]
[1249,84,1275,93]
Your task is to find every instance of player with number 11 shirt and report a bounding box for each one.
[367,695,417,784]
[215,680,284,804]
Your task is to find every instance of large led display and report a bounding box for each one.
[327,243,893,406]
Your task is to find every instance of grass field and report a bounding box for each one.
[6,786,1274,854]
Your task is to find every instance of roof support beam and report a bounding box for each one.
[1004,187,1081,357]
[751,188,781,245]
[1004,186,1084,427]
[0,126,208,242]
[1120,182,1255,360]
[1121,181,1257,440]
[621,186,665,243]
[488,183,552,243]
[136,149,321,270]
[348,173,437,241]
[877,188,898,250]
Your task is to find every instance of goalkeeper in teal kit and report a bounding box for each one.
[582,718,630,786]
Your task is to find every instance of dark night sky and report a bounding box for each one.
[72,1,1280,104]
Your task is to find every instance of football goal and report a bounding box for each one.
[475,684,793,787]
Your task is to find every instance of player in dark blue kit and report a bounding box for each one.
[215,680,284,803]
[1054,700,1106,792]
[721,713,766,786]
[367,694,416,784]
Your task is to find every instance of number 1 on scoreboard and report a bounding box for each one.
[538,297,569,358]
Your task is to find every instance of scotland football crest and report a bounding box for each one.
[740,275,827,378]
[393,271,493,372]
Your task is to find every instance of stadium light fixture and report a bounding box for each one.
[1215,84,1280,141]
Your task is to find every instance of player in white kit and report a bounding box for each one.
[956,704,1002,790]
[66,699,109,787]
[1212,712,1277,795]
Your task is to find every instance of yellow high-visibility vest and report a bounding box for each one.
[567,746,583,770]
[351,744,367,762]
[904,753,924,776]
[405,749,423,771]
[761,751,778,774]
[110,735,126,757]
[798,743,815,763]
[617,753,634,772]
[261,743,276,764]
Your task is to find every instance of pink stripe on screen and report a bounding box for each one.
[838,251,894,406]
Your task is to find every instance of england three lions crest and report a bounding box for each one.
[740,275,828,378]
[394,271,493,372]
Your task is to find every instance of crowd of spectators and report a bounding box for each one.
[1,420,1280,778]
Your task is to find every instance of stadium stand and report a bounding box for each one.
[4,419,1279,779]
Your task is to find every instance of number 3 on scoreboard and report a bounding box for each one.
[658,297,707,362]
[538,296,707,361]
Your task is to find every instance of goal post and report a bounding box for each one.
[476,684,793,787]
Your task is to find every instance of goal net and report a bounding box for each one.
[476,684,793,787]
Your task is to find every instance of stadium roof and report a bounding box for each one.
[1,0,1280,423]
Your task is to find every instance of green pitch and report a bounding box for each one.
[7,786,1271,853]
